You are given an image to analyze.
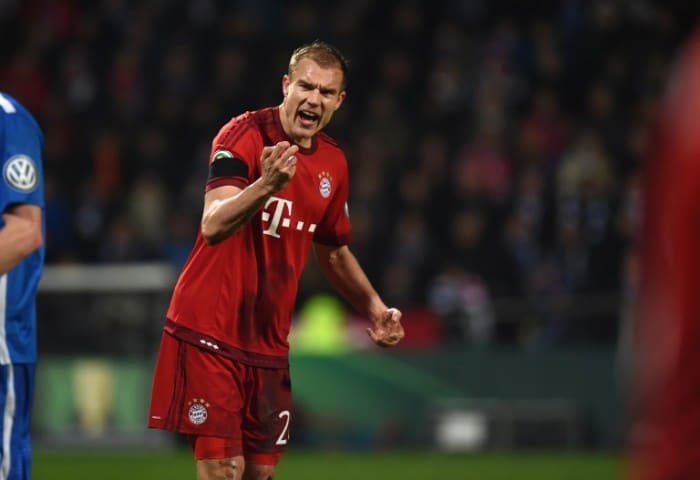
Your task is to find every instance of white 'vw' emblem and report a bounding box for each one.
[3,155,38,192]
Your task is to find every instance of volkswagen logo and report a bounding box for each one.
[3,155,38,192]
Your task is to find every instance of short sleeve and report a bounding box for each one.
[206,115,262,192]
[1,101,44,210]
[313,165,352,246]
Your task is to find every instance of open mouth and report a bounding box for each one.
[297,110,320,128]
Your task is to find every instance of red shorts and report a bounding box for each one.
[148,332,292,464]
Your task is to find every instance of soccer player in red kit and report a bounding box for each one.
[629,28,700,480]
[148,41,404,480]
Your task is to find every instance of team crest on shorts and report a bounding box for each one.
[318,171,332,198]
[187,398,210,425]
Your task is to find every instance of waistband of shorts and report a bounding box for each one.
[164,319,289,369]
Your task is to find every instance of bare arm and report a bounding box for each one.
[201,141,298,245]
[314,243,404,347]
[0,204,43,275]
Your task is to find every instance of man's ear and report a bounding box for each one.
[282,74,290,97]
[334,90,347,111]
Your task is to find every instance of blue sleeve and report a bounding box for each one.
[1,96,44,212]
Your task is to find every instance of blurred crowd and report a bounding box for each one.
[3,0,697,348]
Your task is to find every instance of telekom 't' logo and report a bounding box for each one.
[262,196,317,238]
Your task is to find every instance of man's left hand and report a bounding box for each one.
[367,308,404,347]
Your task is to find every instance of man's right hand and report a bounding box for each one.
[260,141,299,192]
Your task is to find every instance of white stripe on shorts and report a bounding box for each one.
[1,364,15,480]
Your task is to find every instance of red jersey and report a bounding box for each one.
[165,107,352,368]
[630,29,700,480]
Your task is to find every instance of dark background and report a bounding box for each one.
[3,0,698,349]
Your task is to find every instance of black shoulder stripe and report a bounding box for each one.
[208,156,249,180]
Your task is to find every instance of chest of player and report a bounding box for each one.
[258,161,337,240]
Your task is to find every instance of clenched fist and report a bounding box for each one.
[367,308,405,348]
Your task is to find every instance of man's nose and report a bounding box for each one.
[307,88,321,105]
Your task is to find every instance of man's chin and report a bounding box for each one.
[292,125,319,142]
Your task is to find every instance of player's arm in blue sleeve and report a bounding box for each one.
[0,204,43,274]
[0,95,45,274]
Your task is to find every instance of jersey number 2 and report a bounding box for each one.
[276,410,291,445]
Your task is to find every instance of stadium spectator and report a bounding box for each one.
[2,1,698,349]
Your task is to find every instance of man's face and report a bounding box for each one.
[279,57,346,147]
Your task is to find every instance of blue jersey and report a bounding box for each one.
[0,92,45,365]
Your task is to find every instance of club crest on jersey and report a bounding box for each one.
[3,154,38,192]
[318,171,332,198]
[187,398,210,425]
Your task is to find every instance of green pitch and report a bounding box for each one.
[34,449,621,480]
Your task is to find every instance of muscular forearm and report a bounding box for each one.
[315,245,387,318]
[201,179,275,245]
[0,211,43,275]
[315,239,404,348]
[202,142,298,245]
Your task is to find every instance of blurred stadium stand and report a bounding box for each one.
[4,0,697,451]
